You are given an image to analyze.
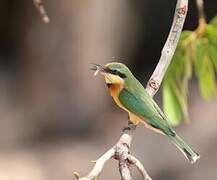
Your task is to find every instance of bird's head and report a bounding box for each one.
[91,62,132,86]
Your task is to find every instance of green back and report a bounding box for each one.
[119,88,175,136]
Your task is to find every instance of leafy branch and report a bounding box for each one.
[163,0,217,126]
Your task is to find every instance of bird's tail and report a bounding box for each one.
[168,134,200,164]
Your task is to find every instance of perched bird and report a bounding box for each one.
[91,62,200,163]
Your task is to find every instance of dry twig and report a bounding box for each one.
[33,0,50,24]
[195,0,206,35]
[146,0,188,96]
[127,155,152,180]
[74,0,188,179]
[196,0,205,20]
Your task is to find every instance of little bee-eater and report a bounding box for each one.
[91,62,200,163]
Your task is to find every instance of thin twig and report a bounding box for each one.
[127,155,152,180]
[195,0,206,35]
[74,0,188,179]
[146,0,188,96]
[196,0,205,20]
[33,0,50,24]
[74,148,115,180]
[74,123,136,180]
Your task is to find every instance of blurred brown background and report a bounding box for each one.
[0,0,217,179]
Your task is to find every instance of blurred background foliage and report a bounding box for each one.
[163,15,217,126]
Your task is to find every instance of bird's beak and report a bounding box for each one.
[90,63,107,76]
[90,63,124,84]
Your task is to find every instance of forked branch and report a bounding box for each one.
[74,0,188,179]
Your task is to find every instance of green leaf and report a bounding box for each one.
[163,19,217,125]
[198,56,217,100]
[179,31,192,42]
[194,39,206,76]
[210,16,217,28]
[173,84,189,122]
[164,55,182,82]
[205,25,217,46]
[194,39,217,100]
[170,52,184,78]
[163,31,193,124]
[183,50,192,85]
[163,82,182,126]
[208,44,217,71]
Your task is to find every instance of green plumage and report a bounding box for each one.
[119,88,176,136]
[105,62,200,163]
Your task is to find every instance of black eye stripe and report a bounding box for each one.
[107,69,126,78]
[117,71,126,78]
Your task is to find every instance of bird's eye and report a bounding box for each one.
[113,70,118,74]
[111,69,118,75]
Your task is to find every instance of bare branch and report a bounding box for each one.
[118,159,131,180]
[33,0,50,24]
[195,0,206,35]
[196,0,205,20]
[75,0,188,179]
[127,155,152,180]
[74,148,115,180]
[74,123,138,180]
[115,124,135,180]
[146,0,188,96]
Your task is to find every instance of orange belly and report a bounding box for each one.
[107,84,165,133]
[107,83,127,110]
[107,83,141,125]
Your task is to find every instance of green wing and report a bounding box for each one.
[119,88,175,136]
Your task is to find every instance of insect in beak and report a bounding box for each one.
[90,63,107,76]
